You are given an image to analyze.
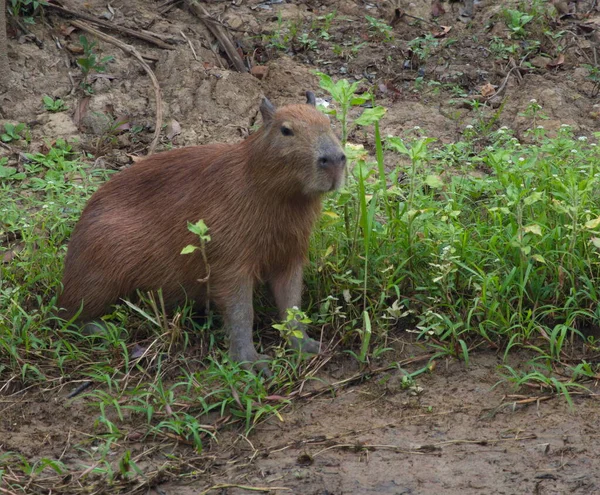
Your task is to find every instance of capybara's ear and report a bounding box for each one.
[306,91,316,106]
[260,97,276,124]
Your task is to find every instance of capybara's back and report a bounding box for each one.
[57,143,230,322]
[57,93,346,373]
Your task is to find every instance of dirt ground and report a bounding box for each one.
[3,0,600,493]
[153,348,600,495]
[3,346,600,494]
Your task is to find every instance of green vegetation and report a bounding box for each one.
[308,72,600,393]
[583,64,600,98]
[1,122,28,143]
[261,10,341,53]
[42,95,68,113]
[407,34,439,63]
[7,0,46,24]
[365,15,393,42]
[503,9,534,38]
[76,35,114,90]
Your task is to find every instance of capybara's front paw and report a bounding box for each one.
[290,335,321,355]
[230,344,272,378]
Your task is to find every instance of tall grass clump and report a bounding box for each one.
[307,74,600,378]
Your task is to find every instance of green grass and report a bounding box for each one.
[2,81,600,492]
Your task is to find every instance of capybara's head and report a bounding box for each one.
[256,92,346,195]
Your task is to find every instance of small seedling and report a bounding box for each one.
[181,219,211,312]
[365,15,393,42]
[8,0,47,24]
[408,34,439,62]
[76,35,115,83]
[297,33,317,51]
[504,9,533,38]
[42,95,68,113]
[583,64,600,98]
[0,157,26,180]
[317,11,336,40]
[1,122,28,143]
[272,307,312,344]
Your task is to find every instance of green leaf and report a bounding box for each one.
[385,136,410,155]
[0,166,17,178]
[425,174,444,189]
[523,224,542,236]
[350,96,368,106]
[354,106,387,126]
[42,95,54,107]
[314,71,335,94]
[585,216,600,230]
[523,191,543,206]
[180,245,198,255]
[352,160,372,180]
[188,219,209,236]
[488,207,511,215]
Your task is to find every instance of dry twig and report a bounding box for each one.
[47,2,175,50]
[184,0,247,72]
[199,485,290,495]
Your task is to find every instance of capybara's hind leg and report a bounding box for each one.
[56,272,121,329]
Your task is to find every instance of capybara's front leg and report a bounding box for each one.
[270,264,321,355]
[223,279,271,377]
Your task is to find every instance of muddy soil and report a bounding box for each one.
[3,0,600,493]
[158,349,600,495]
[3,346,600,495]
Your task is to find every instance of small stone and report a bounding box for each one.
[530,56,552,69]
[250,66,269,80]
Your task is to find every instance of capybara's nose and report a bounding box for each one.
[318,152,346,170]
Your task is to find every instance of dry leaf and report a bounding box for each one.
[546,53,564,68]
[480,82,496,97]
[2,244,23,263]
[432,25,452,38]
[166,119,182,140]
[60,25,77,37]
[113,116,131,133]
[65,43,84,55]
[73,97,90,128]
[89,74,116,82]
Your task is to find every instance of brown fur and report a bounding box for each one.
[57,94,346,371]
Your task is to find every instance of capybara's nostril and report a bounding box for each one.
[318,153,346,169]
[318,156,330,169]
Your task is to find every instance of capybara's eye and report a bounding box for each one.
[281,126,294,137]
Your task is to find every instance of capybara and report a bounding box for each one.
[57,91,346,375]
